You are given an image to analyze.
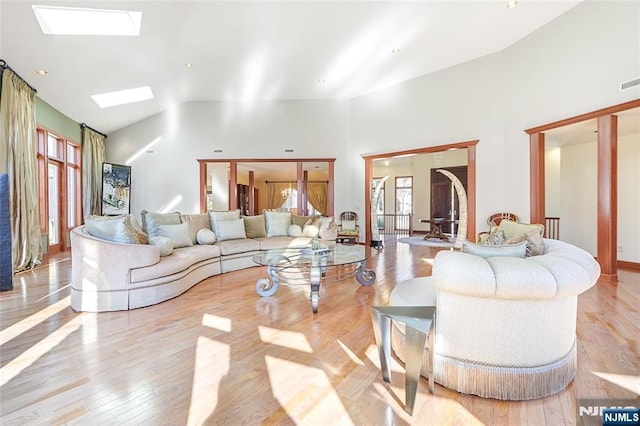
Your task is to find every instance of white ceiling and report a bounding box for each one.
[0,1,582,133]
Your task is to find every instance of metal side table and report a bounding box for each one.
[370,306,436,415]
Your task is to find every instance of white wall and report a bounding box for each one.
[105,1,639,260]
[617,134,640,262]
[555,133,640,261]
[560,141,598,255]
[107,100,351,217]
[545,147,561,218]
[351,0,639,240]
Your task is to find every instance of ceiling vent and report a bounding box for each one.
[620,76,640,91]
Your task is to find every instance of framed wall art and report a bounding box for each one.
[101,162,131,215]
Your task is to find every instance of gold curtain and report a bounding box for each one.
[0,69,41,272]
[307,182,328,215]
[82,126,106,218]
[267,183,291,210]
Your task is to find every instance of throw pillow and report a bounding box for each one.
[498,219,544,241]
[85,215,142,244]
[216,218,247,241]
[319,221,338,240]
[141,210,181,238]
[264,211,292,237]
[462,240,527,259]
[209,210,241,236]
[243,215,267,239]
[156,222,193,248]
[181,213,211,244]
[149,236,173,256]
[482,229,506,246]
[288,224,302,237]
[302,223,319,238]
[507,229,545,257]
[196,228,216,245]
[341,219,356,231]
[292,214,317,228]
[314,216,335,233]
[129,214,148,244]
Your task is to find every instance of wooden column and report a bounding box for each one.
[199,160,207,213]
[296,162,304,215]
[302,170,309,216]
[364,157,372,245]
[327,162,335,217]
[248,171,255,215]
[529,132,546,225]
[229,161,238,210]
[597,115,618,281]
[467,144,477,240]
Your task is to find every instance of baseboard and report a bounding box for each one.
[618,260,640,271]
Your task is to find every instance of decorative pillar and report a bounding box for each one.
[597,115,618,281]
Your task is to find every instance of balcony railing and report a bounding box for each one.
[377,214,413,237]
[545,217,560,240]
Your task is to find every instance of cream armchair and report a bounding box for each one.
[389,238,600,400]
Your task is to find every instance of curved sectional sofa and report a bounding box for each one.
[70,210,337,312]
[389,238,600,400]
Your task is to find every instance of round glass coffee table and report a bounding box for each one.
[252,244,376,313]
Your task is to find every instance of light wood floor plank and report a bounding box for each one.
[1,241,638,425]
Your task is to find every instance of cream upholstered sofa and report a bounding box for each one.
[70,210,338,312]
[389,238,600,400]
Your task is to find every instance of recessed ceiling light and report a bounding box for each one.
[36,69,48,76]
[185,63,193,68]
[318,79,326,84]
[506,1,518,9]
[32,5,142,36]
[91,86,154,108]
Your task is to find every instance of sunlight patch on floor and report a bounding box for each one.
[364,343,405,375]
[265,355,353,424]
[336,339,365,366]
[0,310,95,386]
[259,326,313,353]
[0,295,71,346]
[592,371,640,395]
[202,313,232,332]
[187,336,230,425]
[36,283,71,302]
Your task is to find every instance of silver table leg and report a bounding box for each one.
[370,306,436,415]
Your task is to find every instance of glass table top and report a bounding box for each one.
[252,244,374,268]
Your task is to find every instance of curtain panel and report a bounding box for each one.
[267,183,290,210]
[81,126,106,218]
[307,182,328,216]
[0,68,41,272]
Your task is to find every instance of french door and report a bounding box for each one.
[37,128,82,255]
[47,160,63,253]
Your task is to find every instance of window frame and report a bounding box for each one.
[36,127,82,253]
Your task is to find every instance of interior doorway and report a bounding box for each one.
[430,166,467,237]
[363,140,477,245]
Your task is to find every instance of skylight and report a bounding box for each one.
[91,86,154,108]
[32,5,142,36]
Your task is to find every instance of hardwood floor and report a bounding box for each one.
[1,241,638,425]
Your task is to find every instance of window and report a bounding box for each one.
[37,128,82,253]
[281,189,320,215]
[371,177,386,229]
[395,176,412,230]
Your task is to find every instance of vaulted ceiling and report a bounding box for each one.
[1,1,582,133]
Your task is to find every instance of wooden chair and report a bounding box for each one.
[487,212,518,227]
[337,211,359,244]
